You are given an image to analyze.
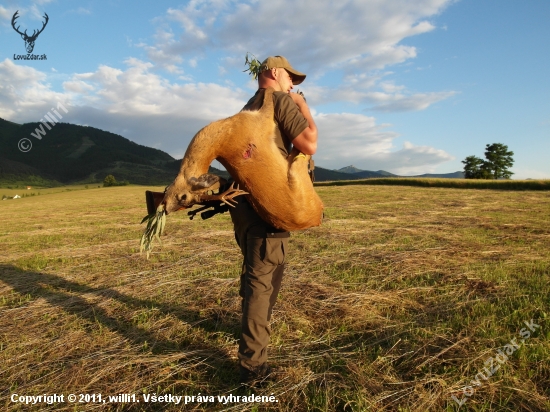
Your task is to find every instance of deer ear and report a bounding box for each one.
[188,174,225,192]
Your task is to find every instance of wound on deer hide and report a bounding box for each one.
[243,143,256,159]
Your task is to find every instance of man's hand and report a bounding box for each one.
[289,92,307,111]
[289,92,318,155]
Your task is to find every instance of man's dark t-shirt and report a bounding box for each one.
[242,89,308,157]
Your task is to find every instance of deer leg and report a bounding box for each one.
[287,149,310,191]
[197,182,249,207]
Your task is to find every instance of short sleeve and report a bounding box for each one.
[273,92,308,141]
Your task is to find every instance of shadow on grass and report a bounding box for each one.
[0,264,241,388]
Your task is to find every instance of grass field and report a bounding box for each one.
[1,184,102,199]
[0,185,548,411]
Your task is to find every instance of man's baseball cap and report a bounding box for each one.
[260,55,306,85]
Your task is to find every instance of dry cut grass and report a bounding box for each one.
[0,185,549,411]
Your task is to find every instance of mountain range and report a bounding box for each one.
[0,117,463,186]
[334,165,464,179]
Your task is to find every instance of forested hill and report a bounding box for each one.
[0,117,186,185]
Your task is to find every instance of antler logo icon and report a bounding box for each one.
[11,10,49,54]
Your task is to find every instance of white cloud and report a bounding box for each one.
[347,45,418,71]
[134,0,457,113]
[380,82,407,93]
[0,6,10,20]
[365,90,457,112]
[62,79,95,94]
[306,80,456,112]
[0,59,62,119]
[315,113,397,158]
[313,113,453,173]
[137,29,185,71]
[141,0,453,74]
[28,4,50,20]
[66,58,247,119]
[64,7,92,15]
[387,141,455,175]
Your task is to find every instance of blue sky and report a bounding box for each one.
[1,0,549,178]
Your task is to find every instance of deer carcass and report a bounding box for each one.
[162,87,323,231]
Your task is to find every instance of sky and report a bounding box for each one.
[1,0,549,178]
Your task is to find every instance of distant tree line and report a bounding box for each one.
[462,143,514,179]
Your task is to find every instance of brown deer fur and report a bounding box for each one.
[162,87,323,231]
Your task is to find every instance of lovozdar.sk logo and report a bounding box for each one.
[11,10,49,59]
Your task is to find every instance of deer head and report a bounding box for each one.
[12,11,49,54]
[163,172,247,215]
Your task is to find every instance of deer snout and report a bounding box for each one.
[163,192,192,215]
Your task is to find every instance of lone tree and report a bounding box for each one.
[103,175,129,187]
[103,175,117,187]
[462,143,514,179]
[484,143,514,179]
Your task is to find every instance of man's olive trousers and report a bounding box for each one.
[229,196,289,370]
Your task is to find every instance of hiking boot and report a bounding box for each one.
[239,363,273,386]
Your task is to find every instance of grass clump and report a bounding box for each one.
[140,204,166,259]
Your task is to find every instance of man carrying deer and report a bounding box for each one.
[231,55,318,384]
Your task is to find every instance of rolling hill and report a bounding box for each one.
[335,165,463,179]
[0,117,180,185]
[0,117,231,186]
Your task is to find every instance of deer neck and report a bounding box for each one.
[179,127,223,181]
[178,87,274,182]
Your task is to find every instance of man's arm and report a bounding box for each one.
[289,93,317,155]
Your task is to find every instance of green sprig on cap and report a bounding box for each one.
[243,52,262,80]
